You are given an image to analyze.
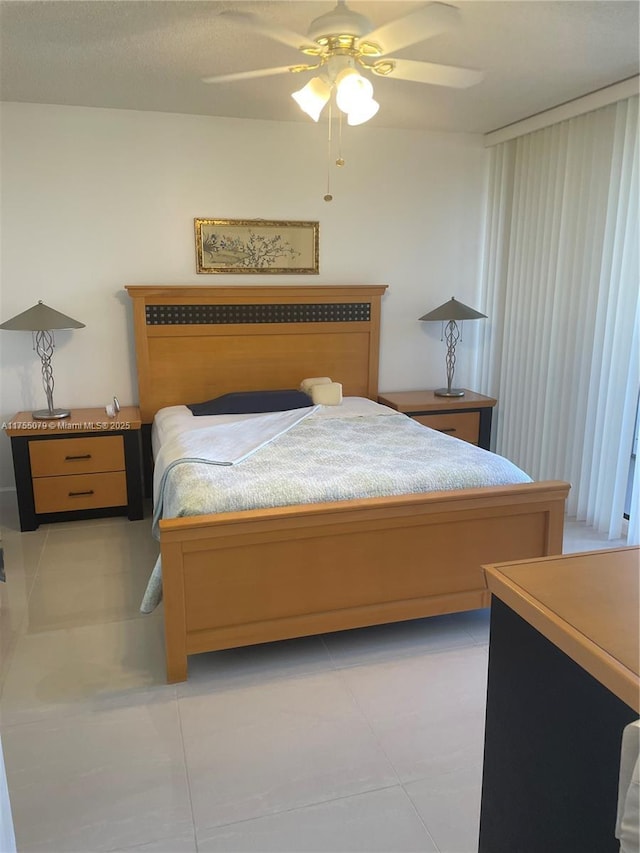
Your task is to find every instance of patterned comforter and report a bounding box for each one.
[155,411,530,527]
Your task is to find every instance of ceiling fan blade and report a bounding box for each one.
[378,58,484,88]
[361,3,460,56]
[202,66,299,84]
[220,11,318,53]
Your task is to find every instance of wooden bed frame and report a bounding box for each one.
[126,284,570,683]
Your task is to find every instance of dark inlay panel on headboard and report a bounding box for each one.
[145,303,371,325]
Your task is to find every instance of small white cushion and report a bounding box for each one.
[300,377,332,394]
[311,382,343,406]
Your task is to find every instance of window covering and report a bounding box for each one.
[478,96,639,543]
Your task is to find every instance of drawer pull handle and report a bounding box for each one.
[438,427,457,433]
[65,454,92,461]
[68,490,95,497]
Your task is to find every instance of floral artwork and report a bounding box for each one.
[195,219,319,274]
[202,230,299,268]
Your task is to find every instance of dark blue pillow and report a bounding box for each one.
[188,389,313,416]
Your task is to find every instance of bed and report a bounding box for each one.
[127,284,570,683]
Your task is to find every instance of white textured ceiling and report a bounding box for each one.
[1,1,638,133]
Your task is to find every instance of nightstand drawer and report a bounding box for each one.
[33,471,128,514]
[412,411,480,444]
[29,435,125,477]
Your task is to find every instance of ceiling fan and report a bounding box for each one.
[202,1,484,125]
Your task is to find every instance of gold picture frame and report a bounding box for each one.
[195,219,319,274]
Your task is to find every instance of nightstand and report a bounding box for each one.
[378,390,497,450]
[4,407,144,531]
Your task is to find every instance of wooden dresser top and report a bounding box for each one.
[484,547,640,712]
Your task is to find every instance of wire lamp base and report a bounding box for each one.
[31,329,71,420]
[434,388,465,397]
[32,408,70,420]
[435,319,467,398]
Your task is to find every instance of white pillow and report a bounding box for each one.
[311,382,343,405]
[300,376,332,394]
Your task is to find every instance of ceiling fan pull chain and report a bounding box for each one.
[336,110,345,168]
[324,101,334,202]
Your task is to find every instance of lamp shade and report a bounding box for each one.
[291,77,331,122]
[419,297,487,322]
[347,97,380,126]
[0,301,85,331]
[335,68,374,113]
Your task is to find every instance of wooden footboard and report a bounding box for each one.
[159,480,570,682]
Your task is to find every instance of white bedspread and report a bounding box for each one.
[140,398,532,612]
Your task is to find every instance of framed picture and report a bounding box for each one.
[195,219,319,274]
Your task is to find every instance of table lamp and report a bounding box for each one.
[0,301,85,419]
[419,297,487,397]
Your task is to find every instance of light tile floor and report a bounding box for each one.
[0,492,629,853]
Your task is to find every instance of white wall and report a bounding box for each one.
[0,102,488,489]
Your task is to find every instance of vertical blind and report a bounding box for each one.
[478,96,639,543]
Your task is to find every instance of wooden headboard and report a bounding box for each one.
[126,285,388,423]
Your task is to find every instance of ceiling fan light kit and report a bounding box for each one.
[292,68,378,125]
